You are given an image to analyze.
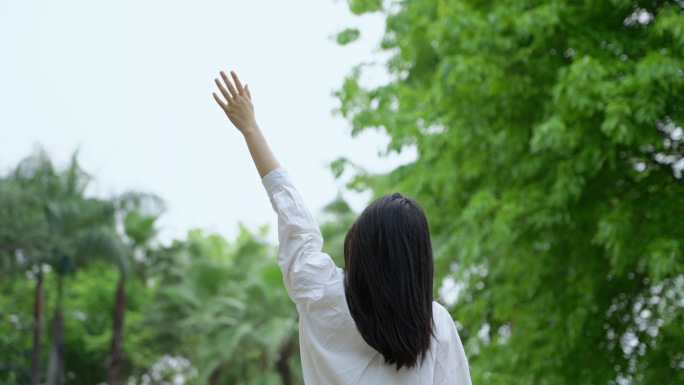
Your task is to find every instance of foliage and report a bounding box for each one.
[319,195,357,266]
[335,28,361,46]
[335,0,684,384]
[0,175,51,274]
[0,149,164,385]
[146,227,301,385]
[0,262,158,385]
[59,263,157,385]
[0,274,36,385]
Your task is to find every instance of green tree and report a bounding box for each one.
[26,152,128,385]
[146,227,301,385]
[0,172,52,385]
[58,260,160,385]
[106,194,164,385]
[0,267,39,385]
[1,149,135,385]
[335,1,684,384]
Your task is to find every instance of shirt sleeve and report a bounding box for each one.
[262,168,335,302]
[433,305,473,385]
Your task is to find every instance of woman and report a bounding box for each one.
[213,70,471,385]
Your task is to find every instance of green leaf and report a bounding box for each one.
[347,0,382,15]
[335,28,361,46]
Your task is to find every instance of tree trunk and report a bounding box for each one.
[46,309,64,385]
[30,267,44,385]
[107,277,126,385]
[275,342,293,385]
[208,368,223,385]
[46,275,64,385]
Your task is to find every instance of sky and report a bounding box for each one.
[0,0,416,244]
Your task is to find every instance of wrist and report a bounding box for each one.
[240,123,261,137]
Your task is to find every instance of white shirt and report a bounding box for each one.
[263,168,472,385]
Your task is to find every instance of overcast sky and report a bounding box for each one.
[0,0,416,243]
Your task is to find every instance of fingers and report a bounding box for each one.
[220,71,239,98]
[231,71,245,95]
[213,92,227,110]
[214,78,231,104]
[214,70,249,109]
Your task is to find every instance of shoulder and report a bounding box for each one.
[431,301,470,367]
[432,302,454,333]
[431,301,464,347]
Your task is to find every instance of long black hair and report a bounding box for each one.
[344,192,435,370]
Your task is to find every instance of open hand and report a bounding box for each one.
[213,71,258,133]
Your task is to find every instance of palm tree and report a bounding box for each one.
[106,194,164,385]
[43,166,129,385]
[2,148,168,384]
[8,149,129,385]
[3,150,67,385]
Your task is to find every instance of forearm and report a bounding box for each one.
[242,125,281,179]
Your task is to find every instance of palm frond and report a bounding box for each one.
[62,150,91,197]
[123,211,159,247]
[75,227,130,276]
[117,191,166,216]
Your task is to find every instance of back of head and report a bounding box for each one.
[343,192,434,371]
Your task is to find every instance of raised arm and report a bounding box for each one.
[213,70,280,179]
